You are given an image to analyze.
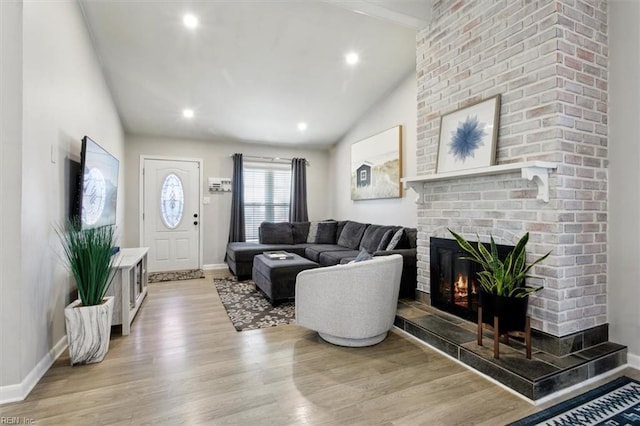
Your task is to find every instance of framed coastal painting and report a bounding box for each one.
[350,125,403,200]
[436,95,501,173]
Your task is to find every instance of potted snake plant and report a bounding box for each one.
[57,220,118,365]
[448,229,550,333]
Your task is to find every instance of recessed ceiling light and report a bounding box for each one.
[345,52,359,65]
[183,109,194,119]
[297,122,308,131]
[183,14,198,29]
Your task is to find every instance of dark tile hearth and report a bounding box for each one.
[395,300,627,401]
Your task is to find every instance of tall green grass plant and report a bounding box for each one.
[57,220,118,306]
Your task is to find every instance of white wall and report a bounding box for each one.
[1,0,24,395]
[0,1,125,401]
[608,0,640,364]
[124,135,330,266]
[329,73,417,227]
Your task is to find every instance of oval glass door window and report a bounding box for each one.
[160,173,184,229]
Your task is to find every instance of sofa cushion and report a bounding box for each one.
[317,249,360,266]
[291,222,310,244]
[336,221,368,249]
[336,220,348,241]
[307,220,338,243]
[404,227,418,249]
[359,225,397,253]
[315,221,338,244]
[305,244,352,263]
[259,222,294,244]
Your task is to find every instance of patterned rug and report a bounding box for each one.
[510,376,640,425]
[213,278,295,331]
[148,269,205,283]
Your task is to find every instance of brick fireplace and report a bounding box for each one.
[413,0,609,338]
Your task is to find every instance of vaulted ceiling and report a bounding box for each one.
[80,1,431,148]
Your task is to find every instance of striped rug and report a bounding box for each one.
[510,376,640,426]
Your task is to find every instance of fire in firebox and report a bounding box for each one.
[431,237,513,321]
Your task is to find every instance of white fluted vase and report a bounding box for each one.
[64,296,114,365]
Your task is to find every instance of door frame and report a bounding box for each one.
[139,155,204,271]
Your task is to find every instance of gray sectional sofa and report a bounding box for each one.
[225,220,417,298]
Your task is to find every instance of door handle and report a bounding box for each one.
[194,221,198,226]
[193,213,198,218]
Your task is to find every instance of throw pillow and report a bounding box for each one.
[386,228,404,250]
[259,222,294,244]
[376,229,396,252]
[353,249,373,263]
[307,221,319,243]
[315,221,337,244]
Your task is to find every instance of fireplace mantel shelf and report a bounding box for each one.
[402,161,557,203]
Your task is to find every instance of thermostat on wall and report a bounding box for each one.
[208,177,232,192]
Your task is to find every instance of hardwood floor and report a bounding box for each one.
[1,272,638,425]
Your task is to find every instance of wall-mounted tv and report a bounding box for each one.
[79,136,119,229]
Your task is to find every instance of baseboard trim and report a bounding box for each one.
[627,352,640,369]
[203,263,228,271]
[0,335,67,404]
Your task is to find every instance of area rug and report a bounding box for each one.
[509,376,640,426]
[148,269,205,283]
[213,278,295,331]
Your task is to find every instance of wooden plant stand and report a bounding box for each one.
[477,306,531,359]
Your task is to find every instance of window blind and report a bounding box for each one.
[243,162,291,242]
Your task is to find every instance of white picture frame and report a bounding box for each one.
[436,95,501,174]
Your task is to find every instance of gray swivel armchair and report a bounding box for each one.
[295,254,403,347]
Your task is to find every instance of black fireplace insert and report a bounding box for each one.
[430,237,514,322]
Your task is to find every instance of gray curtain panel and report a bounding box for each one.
[228,153,246,243]
[289,158,309,222]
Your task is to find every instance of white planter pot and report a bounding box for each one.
[64,296,114,365]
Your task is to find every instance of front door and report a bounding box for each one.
[142,158,201,273]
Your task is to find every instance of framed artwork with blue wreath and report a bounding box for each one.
[436,95,501,174]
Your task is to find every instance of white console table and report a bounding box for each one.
[106,247,149,336]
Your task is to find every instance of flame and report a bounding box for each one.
[454,273,467,296]
[453,273,469,306]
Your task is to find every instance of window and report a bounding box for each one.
[360,170,367,181]
[244,162,291,242]
[160,173,184,229]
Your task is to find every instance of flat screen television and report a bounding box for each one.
[78,136,119,229]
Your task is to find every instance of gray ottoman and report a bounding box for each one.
[252,253,320,305]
